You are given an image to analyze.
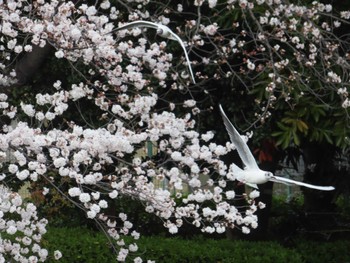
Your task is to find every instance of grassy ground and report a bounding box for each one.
[42,227,350,263]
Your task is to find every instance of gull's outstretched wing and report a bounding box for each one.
[112,21,196,84]
[269,175,335,191]
[161,26,196,84]
[219,104,259,170]
[114,21,160,32]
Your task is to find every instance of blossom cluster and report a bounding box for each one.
[185,0,350,119]
[0,90,260,261]
[0,185,61,262]
[0,0,262,259]
[1,0,349,262]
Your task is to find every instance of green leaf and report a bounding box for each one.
[271,131,285,137]
[296,120,308,133]
[282,136,291,149]
[293,131,300,146]
[323,132,333,144]
[276,121,289,131]
[336,136,344,147]
[281,117,295,124]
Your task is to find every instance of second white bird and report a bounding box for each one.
[112,20,196,84]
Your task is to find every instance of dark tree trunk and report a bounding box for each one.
[14,44,53,86]
[246,162,276,241]
[301,142,338,232]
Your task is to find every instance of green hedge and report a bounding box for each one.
[294,239,350,263]
[43,227,115,263]
[134,236,303,263]
[43,227,350,263]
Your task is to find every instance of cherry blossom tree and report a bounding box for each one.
[1,0,350,261]
[0,185,63,262]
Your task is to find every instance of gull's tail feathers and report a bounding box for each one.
[229,162,244,174]
[229,163,258,189]
[245,183,258,189]
[270,176,335,191]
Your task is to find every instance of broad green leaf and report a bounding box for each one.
[296,120,308,133]
[293,131,300,146]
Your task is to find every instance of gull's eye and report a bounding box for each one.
[156,28,164,35]
[265,172,272,178]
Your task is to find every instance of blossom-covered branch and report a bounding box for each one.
[1,0,349,262]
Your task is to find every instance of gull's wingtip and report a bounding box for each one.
[313,185,335,191]
[325,186,335,191]
[218,104,225,114]
[305,185,335,191]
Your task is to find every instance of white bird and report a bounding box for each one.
[112,20,196,84]
[219,104,335,191]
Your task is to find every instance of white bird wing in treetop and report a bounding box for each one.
[269,175,335,191]
[219,105,259,170]
[112,21,196,84]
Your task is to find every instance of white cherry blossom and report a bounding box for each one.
[0,0,348,261]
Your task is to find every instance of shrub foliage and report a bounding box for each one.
[43,227,350,263]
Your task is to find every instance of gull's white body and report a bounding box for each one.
[112,21,196,84]
[219,105,335,191]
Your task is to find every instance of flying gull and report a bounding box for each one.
[219,104,335,191]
